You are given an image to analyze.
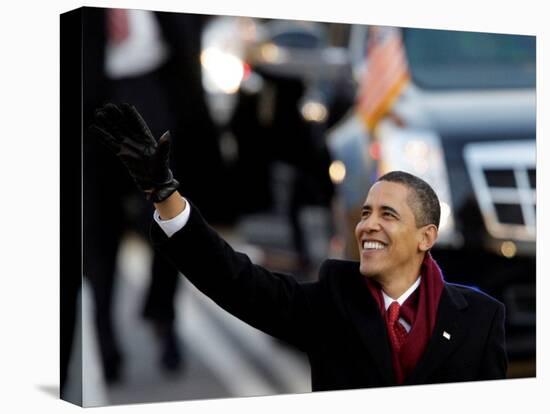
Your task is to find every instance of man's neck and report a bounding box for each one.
[379,277,418,299]
[374,254,425,299]
[376,264,423,299]
[381,276,421,307]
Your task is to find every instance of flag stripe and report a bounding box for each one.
[359,51,408,113]
[356,26,410,131]
[360,72,410,129]
[357,35,402,100]
[359,34,406,118]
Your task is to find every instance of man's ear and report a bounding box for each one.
[418,224,438,252]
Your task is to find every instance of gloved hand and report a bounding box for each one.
[90,103,179,203]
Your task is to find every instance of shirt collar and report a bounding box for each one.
[382,276,421,310]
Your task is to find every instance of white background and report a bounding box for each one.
[0,0,546,412]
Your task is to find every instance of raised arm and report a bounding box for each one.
[89,103,322,351]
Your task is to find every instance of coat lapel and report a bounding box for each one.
[405,284,469,384]
[344,270,395,385]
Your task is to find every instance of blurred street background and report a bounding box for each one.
[63,7,536,407]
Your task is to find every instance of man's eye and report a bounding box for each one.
[383,212,395,218]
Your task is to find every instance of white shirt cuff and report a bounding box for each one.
[153,197,191,238]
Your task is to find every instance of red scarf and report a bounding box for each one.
[365,252,445,384]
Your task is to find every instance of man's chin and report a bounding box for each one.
[359,263,380,279]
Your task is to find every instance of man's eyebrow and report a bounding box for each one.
[361,205,400,216]
[381,205,400,216]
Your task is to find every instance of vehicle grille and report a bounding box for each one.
[463,140,536,241]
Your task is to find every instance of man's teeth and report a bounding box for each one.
[363,241,386,250]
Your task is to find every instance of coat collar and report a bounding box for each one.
[342,265,469,386]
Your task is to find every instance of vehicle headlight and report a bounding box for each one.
[201,47,245,94]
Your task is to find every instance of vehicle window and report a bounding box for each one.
[403,28,536,89]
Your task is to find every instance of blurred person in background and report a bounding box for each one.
[89,103,507,389]
[230,60,336,280]
[82,7,225,384]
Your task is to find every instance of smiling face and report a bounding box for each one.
[355,181,432,284]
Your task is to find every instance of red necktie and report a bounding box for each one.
[386,301,408,352]
[107,8,129,44]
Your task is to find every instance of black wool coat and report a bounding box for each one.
[150,203,508,391]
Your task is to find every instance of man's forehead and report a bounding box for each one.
[364,181,410,206]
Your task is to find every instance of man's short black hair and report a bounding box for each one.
[376,171,441,229]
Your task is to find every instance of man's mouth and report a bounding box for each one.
[362,240,387,251]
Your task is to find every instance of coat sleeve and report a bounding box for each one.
[477,302,508,380]
[149,201,322,351]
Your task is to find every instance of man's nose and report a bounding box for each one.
[360,213,382,232]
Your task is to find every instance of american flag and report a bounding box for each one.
[356,26,410,131]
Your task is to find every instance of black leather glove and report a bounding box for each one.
[90,103,179,203]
